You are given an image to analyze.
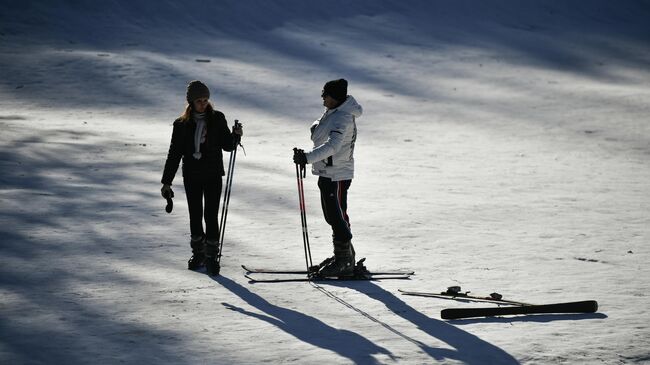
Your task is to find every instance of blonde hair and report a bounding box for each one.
[179,102,214,122]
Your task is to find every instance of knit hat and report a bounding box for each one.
[186,80,210,103]
[322,79,348,102]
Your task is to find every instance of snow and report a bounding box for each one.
[1,1,649,364]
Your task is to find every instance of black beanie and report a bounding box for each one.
[186,80,210,103]
[323,79,348,102]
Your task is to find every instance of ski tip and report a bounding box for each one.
[244,274,257,283]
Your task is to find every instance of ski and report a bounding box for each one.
[242,265,414,276]
[441,300,599,320]
[243,258,414,277]
[399,288,530,306]
[242,266,305,274]
[245,273,413,283]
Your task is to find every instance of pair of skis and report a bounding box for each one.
[243,272,597,319]
[400,286,598,319]
[243,258,415,283]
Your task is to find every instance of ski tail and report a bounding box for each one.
[441,300,598,320]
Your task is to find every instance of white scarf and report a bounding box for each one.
[193,112,207,159]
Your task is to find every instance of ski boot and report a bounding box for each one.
[187,234,205,270]
[204,239,220,276]
[311,240,355,273]
[318,240,355,278]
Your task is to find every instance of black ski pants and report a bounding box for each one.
[318,176,352,243]
[183,174,222,241]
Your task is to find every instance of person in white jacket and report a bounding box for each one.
[293,79,363,277]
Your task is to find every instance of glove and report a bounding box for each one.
[161,184,173,199]
[161,184,174,213]
[232,123,243,137]
[293,148,307,165]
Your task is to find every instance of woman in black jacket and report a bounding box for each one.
[161,80,242,275]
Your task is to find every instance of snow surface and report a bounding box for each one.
[1,1,649,364]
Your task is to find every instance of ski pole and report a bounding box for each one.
[218,120,242,265]
[294,148,313,273]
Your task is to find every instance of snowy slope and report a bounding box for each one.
[1,1,649,364]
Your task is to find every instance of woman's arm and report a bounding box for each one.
[215,111,242,152]
[161,121,184,185]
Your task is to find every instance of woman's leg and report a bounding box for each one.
[203,176,223,242]
[183,175,205,238]
[203,175,223,276]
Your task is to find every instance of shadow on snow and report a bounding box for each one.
[215,275,395,364]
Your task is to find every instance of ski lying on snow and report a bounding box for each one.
[398,289,530,306]
[441,300,599,320]
[242,265,414,276]
[245,273,413,283]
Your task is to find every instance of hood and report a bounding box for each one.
[335,95,363,118]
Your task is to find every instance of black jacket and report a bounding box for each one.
[161,110,236,185]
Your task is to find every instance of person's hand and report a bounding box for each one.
[232,123,243,137]
[293,148,307,165]
[161,184,173,199]
[161,184,174,213]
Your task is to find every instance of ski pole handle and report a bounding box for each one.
[233,119,243,144]
[293,147,307,178]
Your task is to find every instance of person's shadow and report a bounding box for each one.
[323,280,522,364]
[214,275,395,364]
[216,275,522,364]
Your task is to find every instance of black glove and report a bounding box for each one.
[293,148,307,165]
[232,122,243,137]
[161,185,174,213]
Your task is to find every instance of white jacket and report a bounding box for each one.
[305,95,363,181]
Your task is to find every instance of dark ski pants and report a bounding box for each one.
[318,176,352,242]
[183,174,222,241]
